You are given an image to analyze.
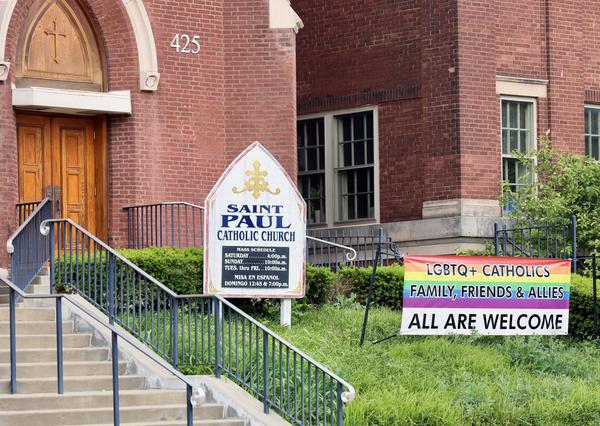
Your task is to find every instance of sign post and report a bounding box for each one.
[204,142,306,326]
[401,255,571,335]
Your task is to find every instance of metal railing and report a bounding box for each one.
[7,198,53,290]
[494,215,577,271]
[122,201,401,268]
[1,275,201,425]
[308,226,402,270]
[15,200,43,225]
[123,202,204,249]
[41,218,355,425]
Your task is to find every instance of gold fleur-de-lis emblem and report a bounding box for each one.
[232,160,281,199]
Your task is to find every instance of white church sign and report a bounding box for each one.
[204,142,306,299]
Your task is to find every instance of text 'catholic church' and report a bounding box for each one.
[1,0,599,266]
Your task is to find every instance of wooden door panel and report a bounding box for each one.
[17,115,50,202]
[54,118,95,234]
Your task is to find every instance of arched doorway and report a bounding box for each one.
[14,0,107,239]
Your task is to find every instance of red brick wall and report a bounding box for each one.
[379,99,424,222]
[457,1,500,200]
[0,0,297,266]
[420,0,460,203]
[295,0,598,227]
[293,0,421,101]
[223,0,298,173]
[294,0,432,222]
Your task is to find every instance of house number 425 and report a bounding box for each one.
[170,34,201,54]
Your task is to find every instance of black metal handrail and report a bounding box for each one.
[0,275,201,425]
[15,200,42,225]
[308,226,402,270]
[40,218,355,425]
[7,198,53,290]
[123,202,204,249]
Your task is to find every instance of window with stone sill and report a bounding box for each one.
[297,108,378,226]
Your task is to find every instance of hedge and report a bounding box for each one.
[119,247,202,294]
[570,274,598,339]
[335,264,405,310]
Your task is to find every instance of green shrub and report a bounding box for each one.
[570,274,599,339]
[304,265,335,305]
[335,264,404,310]
[119,247,202,294]
[503,134,600,255]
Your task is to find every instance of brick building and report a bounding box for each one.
[2,0,598,266]
[293,0,600,253]
[0,0,302,266]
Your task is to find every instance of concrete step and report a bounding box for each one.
[0,320,73,334]
[0,361,127,379]
[0,347,109,363]
[0,403,226,425]
[0,307,56,321]
[0,333,91,349]
[0,374,147,394]
[0,389,185,411]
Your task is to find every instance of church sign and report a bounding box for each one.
[400,255,571,335]
[204,142,306,298]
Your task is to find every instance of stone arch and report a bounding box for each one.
[0,0,159,91]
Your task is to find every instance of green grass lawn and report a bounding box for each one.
[267,306,600,426]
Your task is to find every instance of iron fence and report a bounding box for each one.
[122,201,402,271]
[494,216,577,271]
[308,227,402,270]
[15,200,42,225]
[41,218,355,425]
[123,202,204,249]
[7,198,53,290]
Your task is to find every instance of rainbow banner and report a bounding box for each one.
[400,255,571,335]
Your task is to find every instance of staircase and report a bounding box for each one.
[0,273,244,426]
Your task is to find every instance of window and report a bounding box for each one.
[585,106,600,160]
[336,112,375,221]
[297,118,326,224]
[501,99,535,193]
[297,108,378,226]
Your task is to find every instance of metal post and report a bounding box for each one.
[186,384,194,426]
[262,330,270,414]
[112,331,120,426]
[572,215,577,273]
[172,296,179,367]
[49,225,55,294]
[593,255,599,338]
[359,229,382,346]
[337,382,343,426]
[108,255,116,325]
[214,298,221,378]
[9,288,16,394]
[494,223,499,256]
[56,297,64,394]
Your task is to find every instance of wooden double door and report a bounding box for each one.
[17,114,106,239]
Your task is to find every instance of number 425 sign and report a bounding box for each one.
[170,34,201,54]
